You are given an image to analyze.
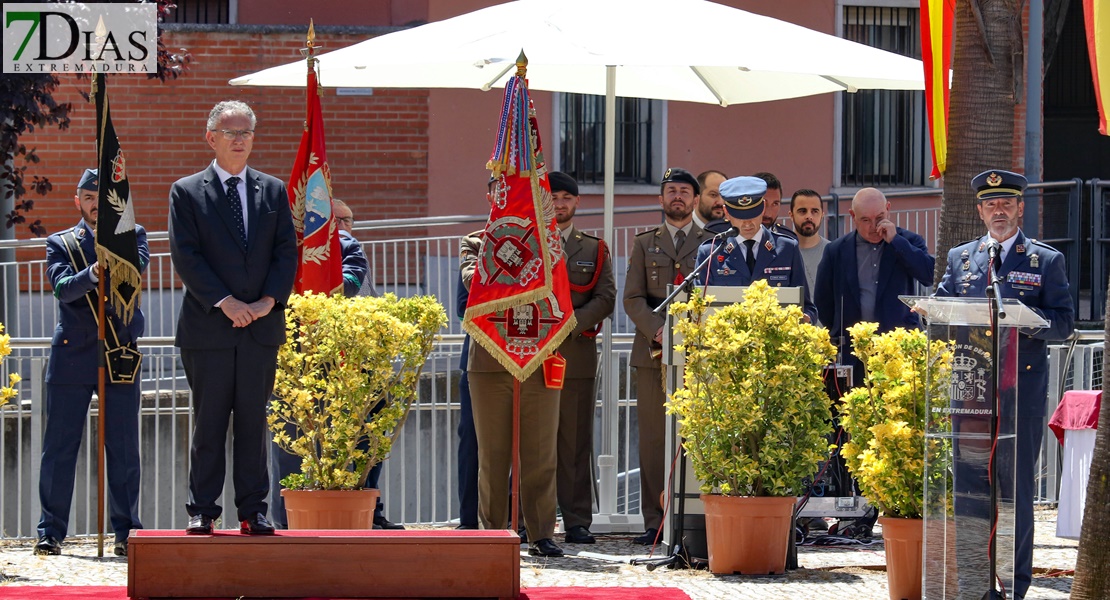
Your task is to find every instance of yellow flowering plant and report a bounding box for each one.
[667,280,836,496]
[838,323,952,519]
[0,324,19,407]
[269,292,446,491]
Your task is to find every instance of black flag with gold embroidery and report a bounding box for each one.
[93,73,141,324]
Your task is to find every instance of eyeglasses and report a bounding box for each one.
[336,216,354,225]
[211,129,255,140]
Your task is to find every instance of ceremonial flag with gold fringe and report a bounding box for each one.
[921,0,954,178]
[1085,0,1110,135]
[288,23,342,295]
[462,55,576,382]
[92,73,141,324]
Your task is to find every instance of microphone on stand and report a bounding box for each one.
[985,240,1006,319]
[651,227,737,316]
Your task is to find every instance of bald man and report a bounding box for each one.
[814,187,934,385]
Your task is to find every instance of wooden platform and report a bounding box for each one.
[127,529,521,599]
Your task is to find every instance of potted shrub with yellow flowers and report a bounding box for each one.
[667,280,835,575]
[269,292,446,529]
[0,323,20,407]
[838,322,952,600]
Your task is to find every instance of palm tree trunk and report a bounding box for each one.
[1070,287,1110,597]
[935,0,1024,280]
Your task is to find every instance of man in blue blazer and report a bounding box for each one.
[35,169,148,557]
[935,170,1073,600]
[170,100,297,536]
[814,187,934,383]
[695,176,817,322]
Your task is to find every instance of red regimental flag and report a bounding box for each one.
[920,0,954,178]
[288,63,342,295]
[1086,0,1110,135]
[462,69,576,382]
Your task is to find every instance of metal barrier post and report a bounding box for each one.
[29,357,45,538]
[1068,179,1084,318]
[1090,179,1105,320]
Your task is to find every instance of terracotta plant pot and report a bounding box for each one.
[880,516,924,600]
[701,494,796,575]
[281,488,380,529]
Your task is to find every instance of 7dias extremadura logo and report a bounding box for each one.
[3,3,156,74]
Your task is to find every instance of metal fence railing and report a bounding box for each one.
[0,197,1099,539]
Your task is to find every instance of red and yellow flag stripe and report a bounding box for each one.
[920,0,955,179]
[1085,0,1110,135]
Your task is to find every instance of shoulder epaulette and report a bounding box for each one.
[578,230,602,241]
[635,228,659,238]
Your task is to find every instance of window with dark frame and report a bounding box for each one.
[841,5,929,188]
[164,0,230,25]
[560,94,658,186]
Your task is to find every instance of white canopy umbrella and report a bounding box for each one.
[232,0,926,527]
[231,0,923,103]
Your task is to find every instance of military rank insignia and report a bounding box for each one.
[764,240,774,252]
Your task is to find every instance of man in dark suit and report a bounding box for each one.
[814,187,934,384]
[35,168,147,557]
[548,172,616,545]
[623,167,706,545]
[169,100,297,536]
[695,176,817,322]
[454,254,479,531]
[935,170,1073,600]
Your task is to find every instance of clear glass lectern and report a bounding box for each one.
[900,296,1048,599]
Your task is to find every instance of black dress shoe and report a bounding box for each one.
[564,525,596,544]
[632,527,659,545]
[455,523,479,530]
[113,540,128,557]
[33,535,62,556]
[517,527,528,544]
[240,512,275,535]
[373,515,405,530]
[528,538,564,557]
[185,514,214,535]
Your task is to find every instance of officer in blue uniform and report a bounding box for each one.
[935,169,1073,600]
[36,169,147,557]
[695,176,816,322]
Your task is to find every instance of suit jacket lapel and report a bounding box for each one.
[245,167,264,251]
[205,165,247,252]
[751,227,775,276]
[842,235,862,313]
[564,226,583,261]
[78,221,97,263]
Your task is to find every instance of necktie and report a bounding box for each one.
[674,229,686,251]
[225,176,247,246]
[744,239,756,273]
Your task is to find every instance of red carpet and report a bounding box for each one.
[0,586,691,600]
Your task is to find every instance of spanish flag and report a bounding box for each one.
[1085,0,1110,135]
[921,0,955,178]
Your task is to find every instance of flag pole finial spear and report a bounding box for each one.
[515,50,528,77]
[301,20,323,95]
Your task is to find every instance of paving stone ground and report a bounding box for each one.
[0,508,1076,599]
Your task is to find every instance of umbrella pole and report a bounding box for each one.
[597,65,620,521]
